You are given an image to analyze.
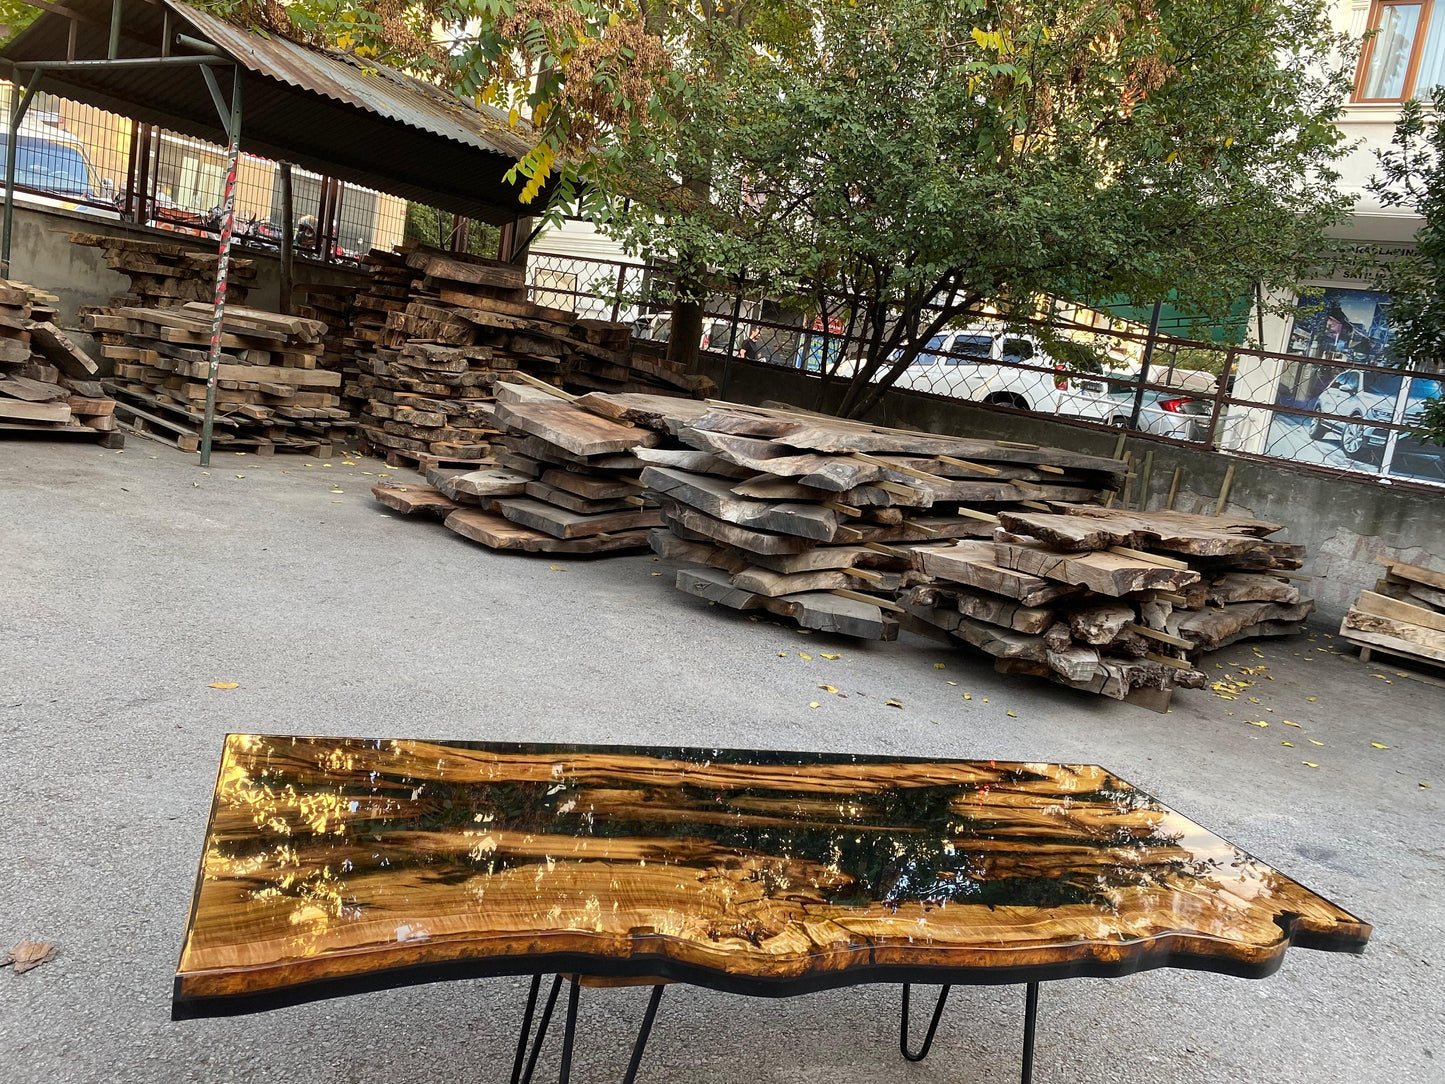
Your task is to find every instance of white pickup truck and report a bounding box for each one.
[889,326,1123,422]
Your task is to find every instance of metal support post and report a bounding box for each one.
[198,64,242,467]
[609,264,627,324]
[1129,300,1163,430]
[108,0,122,59]
[278,162,293,315]
[1021,981,1040,1084]
[899,983,952,1062]
[2,71,44,278]
[511,975,564,1084]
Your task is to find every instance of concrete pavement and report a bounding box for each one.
[1,438,1441,1083]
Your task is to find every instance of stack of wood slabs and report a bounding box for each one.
[370,383,664,554]
[70,233,257,307]
[633,401,1127,642]
[351,245,714,471]
[906,505,1314,704]
[0,279,120,446]
[292,280,364,426]
[1340,557,1445,674]
[92,303,343,455]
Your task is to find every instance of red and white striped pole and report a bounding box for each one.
[199,66,243,467]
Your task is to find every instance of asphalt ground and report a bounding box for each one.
[1,438,1441,1083]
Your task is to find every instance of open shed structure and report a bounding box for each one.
[0,0,550,463]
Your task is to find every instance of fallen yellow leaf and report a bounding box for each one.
[934,662,946,670]
[777,651,788,657]
[1006,710,1017,718]
[1246,720,1268,728]
[1371,743,1389,750]
[549,565,566,572]
[818,685,839,695]
[207,682,240,690]
[1308,739,1324,746]
[1421,782,1432,789]
[1306,696,1317,702]
[884,699,903,709]
[809,701,821,709]
[1281,741,1294,747]
[963,693,971,700]
[1283,720,1301,727]
[820,653,840,660]
[1303,761,1319,768]
[799,653,812,661]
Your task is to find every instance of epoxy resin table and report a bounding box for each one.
[174,737,1370,1081]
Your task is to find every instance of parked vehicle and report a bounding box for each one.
[889,326,1120,421]
[1309,369,1445,461]
[0,115,118,216]
[1107,387,1215,440]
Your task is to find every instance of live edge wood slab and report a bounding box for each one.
[173,737,1369,1018]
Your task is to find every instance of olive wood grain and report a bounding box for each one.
[174,738,1369,1018]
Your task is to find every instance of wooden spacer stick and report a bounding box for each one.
[1128,624,1195,650]
[934,454,1002,476]
[957,507,1002,523]
[822,500,863,518]
[1108,546,1190,571]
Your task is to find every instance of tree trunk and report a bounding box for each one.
[666,169,711,369]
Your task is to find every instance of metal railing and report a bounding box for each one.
[521,252,1445,491]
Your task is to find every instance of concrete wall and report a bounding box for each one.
[4,202,368,360]
[696,354,1445,626]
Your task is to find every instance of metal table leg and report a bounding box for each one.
[1021,982,1040,1084]
[509,976,667,1084]
[899,983,952,1062]
[511,975,563,1084]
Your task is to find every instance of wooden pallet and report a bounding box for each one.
[359,434,488,473]
[0,419,123,447]
[1340,635,1445,689]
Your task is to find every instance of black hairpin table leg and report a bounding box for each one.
[899,983,952,1062]
[1021,982,1040,1084]
[621,985,666,1084]
[509,977,667,1084]
[511,974,563,1084]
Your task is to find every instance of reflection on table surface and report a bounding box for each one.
[175,736,1370,1005]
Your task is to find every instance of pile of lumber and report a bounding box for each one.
[292,279,366,428]
[0,279,119,445]
[352,245,713,470]
[373,392,1317,704]
[903,506,1313,705]
[70,233,257,307]
[638,402,1130,642]
[1340,557,1445,673]
[88,303,344,455]
[370,383,664,554]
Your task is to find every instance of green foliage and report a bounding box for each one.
[402,203,501,258]
[0,0,41,46]
[602,0,1358,416]
[1368,90,1445,445]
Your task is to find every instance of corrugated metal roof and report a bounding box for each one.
[0,0,551,223]
[177,4,536,162]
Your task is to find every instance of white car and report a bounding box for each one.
[890,327,1121,422]
[0,114,118,218]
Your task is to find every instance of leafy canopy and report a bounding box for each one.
[604,0,1358,415]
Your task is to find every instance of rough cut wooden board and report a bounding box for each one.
[1352,590,1445,635]
[445,509,652,554]
[575,391,712,431]
[993,543,1201,596]
[1376,556,1445,593]
[632,445,755,479]
[540,468,641,501]
[497,497,663,540]
[370,484,459,517]
[495,400,660,457]
[524,479,636,514]
[1340,609,1445,664]
[676,566,897,639]
[999,508,1281,556]
[915,541,1078,606]
[641,466,839,542]
[0,399,70,423]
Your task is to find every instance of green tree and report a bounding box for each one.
[604,0,1358,417]
[1368,90,1445,446]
